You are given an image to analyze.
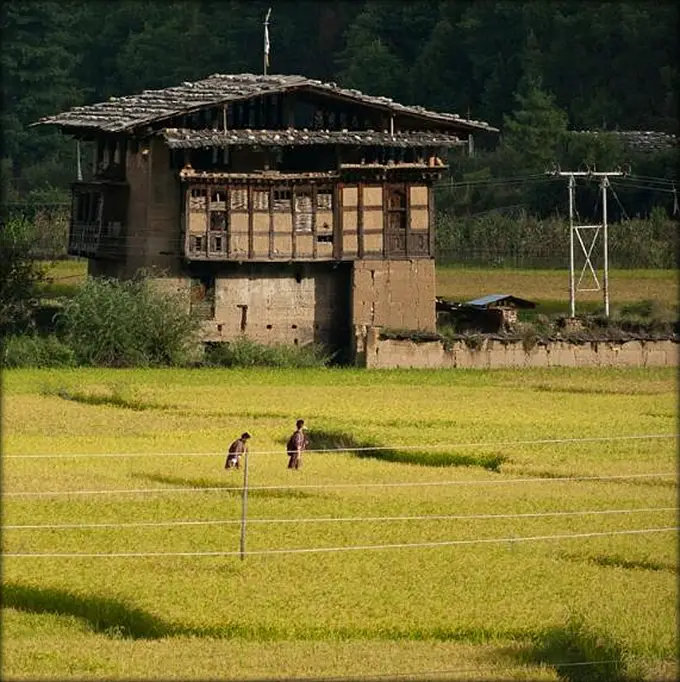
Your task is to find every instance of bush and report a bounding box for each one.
[204,336,332,368]
[57,275,202,367]
[1,334,76,368]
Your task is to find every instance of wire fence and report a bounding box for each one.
[5,432,676,459]
[5,506,676,531]
[4,527,676,559]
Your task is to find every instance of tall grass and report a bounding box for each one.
[204,336,332,368]
[1,335,76,368]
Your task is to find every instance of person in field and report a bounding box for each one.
[225,432,251,469]
[286,419,308,470]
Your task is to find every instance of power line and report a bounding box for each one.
[434,174,556,189]
[5,506,675,531]
[6,432,677,460]
[626,174,676,186]
[4,526,675,558]
[607,183,630,221]
[610,180,676,194]
[4,472,674,499]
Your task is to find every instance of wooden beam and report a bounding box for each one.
[357,183,364,259]
[291,186,297,258]
[333,182,343,260]
[205,185,210,260]
[247,184,254,260]
[382,181,388,259]
[312,185,318,260]
[405,182,411,259]
[268,186,274,259]
[428,183,435,258]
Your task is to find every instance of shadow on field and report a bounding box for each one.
[559,552,677,573]
[506,469,677,488]
[511,620,630,682]
[42,385,166,412]
[132,473,322,499]
[534,384,666,397]
[2,582,175,639]
[304,429,507,471]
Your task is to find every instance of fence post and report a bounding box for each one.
[239,449,250,560]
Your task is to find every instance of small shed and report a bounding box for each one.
[465,294,536,330]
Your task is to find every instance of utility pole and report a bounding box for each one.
[549,169,624,318]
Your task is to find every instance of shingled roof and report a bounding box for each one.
[161,128,467,149]
[570,130,678,153]
[33,73,498,135]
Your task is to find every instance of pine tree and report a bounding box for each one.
[335,7,406,100]
[0,0,83,192]
[501,29,568,172]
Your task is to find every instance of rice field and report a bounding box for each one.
[436,267,678,315]
[2,367,677,681]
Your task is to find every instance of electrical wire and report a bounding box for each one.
[626,174,676,186]
[3,472,675,499]
[610,181,676,194]
[4,526,676,558]
[5,506,676,531]
[5,432,677,460]
[607,183,630,221]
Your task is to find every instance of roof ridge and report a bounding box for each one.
[33,72,498,134]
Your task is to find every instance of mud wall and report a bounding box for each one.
[201,263,351,347]
[362,330,679,369]
[352,259,435,332]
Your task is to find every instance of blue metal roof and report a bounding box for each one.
[465,294,536,309]
[466,294,512,307]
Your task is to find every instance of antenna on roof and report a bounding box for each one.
[263,8,271,76]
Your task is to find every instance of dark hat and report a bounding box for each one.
[241,432,251,439]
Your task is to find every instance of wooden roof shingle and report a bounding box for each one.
[33,73,498,135]
[161,128,467,149]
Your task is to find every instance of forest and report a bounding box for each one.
[1,0,678,265]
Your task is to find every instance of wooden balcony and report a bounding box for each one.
[69,181,128,260]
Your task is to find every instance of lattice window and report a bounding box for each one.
[294,191,313,232]
[252,190,270,211]
[316,189,333,211]
[190,235,205,252]
[230,188,248,211]
[190,187,207,212]
[273,189,291,212]
[209,233,226,254]
[385,185,407,255]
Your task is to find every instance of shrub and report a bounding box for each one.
[1,334,76,368]
[204,336,331,368]
[57,275,202,367]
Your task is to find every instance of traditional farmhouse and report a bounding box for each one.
[34,73,497,361]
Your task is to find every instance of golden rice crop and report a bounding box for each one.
[2,367,677,681]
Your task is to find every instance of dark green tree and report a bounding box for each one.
[0,0,83,194]
[0,218,46,334]
[335,5,407,99]
[501,28,568,173]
